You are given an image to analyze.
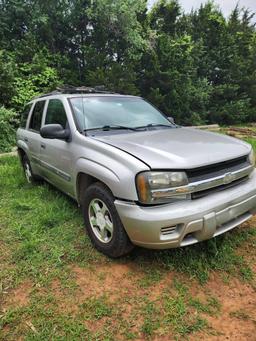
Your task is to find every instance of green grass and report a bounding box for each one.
[189,296,221,315]
[245,137,256,152]
[131,226,256,284]
[0,148,256,340]
[163,280,210,337]
[79,296,113,320]
[141,300,160,336]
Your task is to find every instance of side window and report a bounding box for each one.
[29,101,45,131]
[45,99,67,128]
[20,103,32,128]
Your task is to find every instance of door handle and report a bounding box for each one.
[41,143,46,149]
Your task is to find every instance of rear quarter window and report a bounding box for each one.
[29,100,46,132]
[20,103,32,128]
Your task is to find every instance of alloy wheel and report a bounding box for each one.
[88,198,114,243]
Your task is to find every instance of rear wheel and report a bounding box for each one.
[22,154,40,184]
[81,182,134,258]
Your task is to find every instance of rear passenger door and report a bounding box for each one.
[40,99,74,196]
[26,100,46,175]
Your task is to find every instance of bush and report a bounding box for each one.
[0,106,18,153]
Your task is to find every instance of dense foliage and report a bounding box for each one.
[0,0,255,127]
[0,107,18,152]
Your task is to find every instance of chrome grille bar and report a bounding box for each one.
[152,165,254,199]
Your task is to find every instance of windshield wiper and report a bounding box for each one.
[84,123,176,133]
[134,123,174,130]
[84,125,138,132]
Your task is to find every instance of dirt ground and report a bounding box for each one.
[1,155,256,340]
[2,232,256,340]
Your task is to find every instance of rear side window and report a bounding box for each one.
[45,99,67,128]
[29,101,45,131]
[20,103,32,128]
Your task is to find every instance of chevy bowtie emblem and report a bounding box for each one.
[223,172,235,184]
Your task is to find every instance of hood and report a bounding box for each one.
[93,127,251,169]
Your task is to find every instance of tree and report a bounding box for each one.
[11,50,62,110]
[139,1,212,124]
[0,0,255,125]
[0,50,16,107]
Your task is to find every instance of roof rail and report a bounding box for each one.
[34,90,61,99]
[57,85,115,94]
[34,85,116,99]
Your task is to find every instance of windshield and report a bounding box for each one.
[69,96,173,131]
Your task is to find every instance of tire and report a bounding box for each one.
[81,182,134,258]
[22,154,40,184]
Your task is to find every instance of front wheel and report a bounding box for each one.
[81,182,134,258]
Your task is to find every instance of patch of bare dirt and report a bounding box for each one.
[45,279,79,314]
[69,263,150,338]
[84,316,109,333]
[67,259,256,340]
[45,263,145,319]
[71,262,177,302]
[69,264,201,339]
[71,262,143,302]
[190,275,256,341]
[236,216,256,274]
[242,215,256,232]
[2,280,32,310]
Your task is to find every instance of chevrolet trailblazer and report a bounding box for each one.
[16,87,256,257]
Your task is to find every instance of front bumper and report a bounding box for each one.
[115,170,256,249]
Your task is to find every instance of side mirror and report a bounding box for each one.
[40,124,70,141]
[167,116,175,124]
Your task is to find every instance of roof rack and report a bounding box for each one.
[61,85,115,94]
[36,85,116,99]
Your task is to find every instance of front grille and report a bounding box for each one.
[191,176,249,199]
[187,155,250,200]
[187,156,249,183]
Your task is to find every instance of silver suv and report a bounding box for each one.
[16,87,256,257]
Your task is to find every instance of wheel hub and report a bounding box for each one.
[88,198,113,243]
[96,212,106,229]
[24,162,32,183]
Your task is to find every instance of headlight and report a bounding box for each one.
[248,149,255,167]
[136,171,190,204]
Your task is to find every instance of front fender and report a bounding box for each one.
[75,157,140,201]
[73,132,150,201]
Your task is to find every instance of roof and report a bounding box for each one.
[31,86,140,103]
[35,85,116,99]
